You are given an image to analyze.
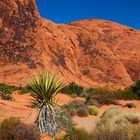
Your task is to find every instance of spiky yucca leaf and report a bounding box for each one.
[27,72,65,107]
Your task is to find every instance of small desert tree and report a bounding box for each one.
[27,72,64,137]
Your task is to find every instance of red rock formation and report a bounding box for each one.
[0,0,140,88]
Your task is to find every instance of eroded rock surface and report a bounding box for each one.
[0,0,140,88]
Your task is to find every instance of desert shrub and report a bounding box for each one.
[62,82,140,102]
[56,127,91,140]
[131,80,140,97]
[0,83,29,97]
[77,107,89,117]
[101,107,123,119]
[98,97,118,105]
[83,86,140,106]
[61,82,84,96]
[69,108,77,117]
[0,83,17,94]
[114,80,140,100]
[63,100,85,110]
[0,83,17,100]
[98,107,127,127]
[14,124,41,140]
[71,93,78,98]
[125,114,140,125]
[98,107,140,129]
[91,125,140,140]
[91,88,119,105]
[115,88,139,100]
[62,100,86,117]
[0,117,41,140]
[1,94,13,101]
[82,87,95,103]
[82,87,95,98]
[93,108,140,140]
[55,107,74,130]
[87,106,100,116]
[85,87,95,94]
[85,99,101,107]
[123,102,136,108]
[18,86,29,94]
[0,117,21,129]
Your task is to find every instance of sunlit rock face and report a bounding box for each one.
[0,0,140,88]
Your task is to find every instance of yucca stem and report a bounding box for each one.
[37,104,58,137]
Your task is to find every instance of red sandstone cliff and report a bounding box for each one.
[0,0,140,88]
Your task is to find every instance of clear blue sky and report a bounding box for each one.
[36,0,140,29]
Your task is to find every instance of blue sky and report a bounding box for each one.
[36,0,140,29]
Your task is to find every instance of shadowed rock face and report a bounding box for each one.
[0,0,140,88]
[0,0,40,68]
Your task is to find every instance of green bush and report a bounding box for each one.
[62,82,140,102]
[18,86,29,94]
[62,100,86,117]
[85,99,101,107]
[84,86,140,105]
[61,82,84,96]
[0,117,41,140]
[86,88,119,105]
[0,83,17,94]
[0,117,21,129]
[56,127,91,140]
[0,83,29,96]
[87,106,100,116]
[83,87,95,98]
[63,100,85,110]
[113,80,140,100]
[130,80,140,97]
[0,83,29,100]
[85,87,95,94]
[115,88,139,100]
[82,87,95,103]
[77,107,89,117]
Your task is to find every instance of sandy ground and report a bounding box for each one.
[0,92,140,139]
[0,92,75,122]
[0,92,33,122]
[73,115,100,132]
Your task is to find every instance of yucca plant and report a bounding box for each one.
[27,72,64,137]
